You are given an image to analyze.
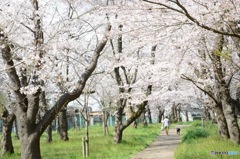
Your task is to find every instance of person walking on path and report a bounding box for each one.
[163,116,170,135]
[131,125,188,159]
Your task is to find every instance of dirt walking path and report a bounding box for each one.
[131,125,186,159]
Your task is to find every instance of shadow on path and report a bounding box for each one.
[131,125,187,159]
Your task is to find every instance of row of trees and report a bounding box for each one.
[142,0,240,143]
[0,0,240,158]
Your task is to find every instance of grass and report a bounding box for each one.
[175,120,240,159]
[0,124,160,159]
[181,128,209,143]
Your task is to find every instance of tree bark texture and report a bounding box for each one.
[46,124,52,142]
[1,109,15,156]
[20,133,41,159]
[113,102,124,143]
[128,106,138,128]
[214,103,230,138]
[141,109,147,127]
[114,101,148,143]
[58,106,69,141]
[221,95,240,143]
[211,33,240,144]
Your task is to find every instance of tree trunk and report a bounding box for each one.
[103,111,109,136]
[214,103,229,139]
[185,110,189,122]
[221,96,240,143]
[114,124,123,143]
[177,107,181,122]
[171,104,177,122]
[21,134,41,159]
[58,106,69,141]
[73,113,79,131]
[15,105,42,159]
[146,105,152,124]
[114,101,148,143]
[210,110,216,123]
[174,106,177,121]
[128,105,138,129]
[236,87,240,116]
[14,120,19,139]
[46,124,52,142]
[111,23,152,143]
[1,111,15,156]
[141,109,147,127]
[114,105,124,143]
[204,108,211,121]
[211,32,240,144]
[157,108,164,123]
[56,117,60,134]
[0,24,111,159]
[132,121,138,129]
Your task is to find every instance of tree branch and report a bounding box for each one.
[36,24,111,135]
[142,0,183,14]
[0,31,28,111]
[143,0,240,38]
[181,74,218,104]
[122,100,148,130]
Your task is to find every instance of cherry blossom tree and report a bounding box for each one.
[93,0,204,143]
[142,0,240,144]
[0,0,111,158]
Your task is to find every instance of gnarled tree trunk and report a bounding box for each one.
[114,101,148,143]
[221,95,240,143]
[214,103,229,138]
[1,109,15,156]
[212,33,240,144]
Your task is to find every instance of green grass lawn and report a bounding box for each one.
[3,120,240,159]
[1,124,160,159]
[175,120,240,159]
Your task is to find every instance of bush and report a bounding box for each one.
[191,120,202,127]
[182,128,209,143]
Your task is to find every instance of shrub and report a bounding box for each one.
[191,120,202,127]
[182,128,209,143]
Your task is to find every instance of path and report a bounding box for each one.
[131,125,186,159]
